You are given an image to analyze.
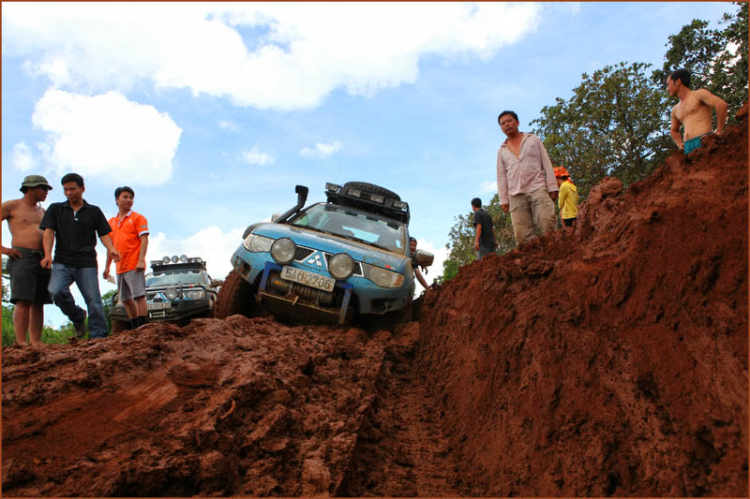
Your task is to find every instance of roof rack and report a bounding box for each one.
[324,182,410,224]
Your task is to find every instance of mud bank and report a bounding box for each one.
[416,112,748,495]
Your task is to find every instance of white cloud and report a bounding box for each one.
[300,141,342,159]
[3,2,542,110]
[218,120,238,131]
[480,180,496,194]
[148,226,245,281]
[241,144,275,165]
[412,238,449,295]
[31,89,182,185]
[12,141,36,171]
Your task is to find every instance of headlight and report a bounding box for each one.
[328,253,355,280]
[165,286,180,300]
[362,263,404,288]
[242,234,273,252]
[185,289,206,299]
[271,238,296,265]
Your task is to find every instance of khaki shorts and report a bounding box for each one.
[117,269,146,301]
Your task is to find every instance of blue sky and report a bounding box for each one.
[2,2,734,327]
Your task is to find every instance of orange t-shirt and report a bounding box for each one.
[108,211,149,274]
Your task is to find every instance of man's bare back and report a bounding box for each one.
[2,198,46,253]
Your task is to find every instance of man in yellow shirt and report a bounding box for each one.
[554,167,578,227]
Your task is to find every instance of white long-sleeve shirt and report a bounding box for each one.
[496,133,558,205]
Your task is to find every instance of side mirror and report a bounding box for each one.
[412,249,434,268]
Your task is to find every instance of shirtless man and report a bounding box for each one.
[409,237,430,291]
[1,175,54,346]
[667,68,728,154]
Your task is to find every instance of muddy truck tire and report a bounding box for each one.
[342,181,400,201]
[214,269,255,319]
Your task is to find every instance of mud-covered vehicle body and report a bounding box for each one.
[216,182,433,325]
[109,256,220,331]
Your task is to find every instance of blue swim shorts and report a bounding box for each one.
[684,133,710,154]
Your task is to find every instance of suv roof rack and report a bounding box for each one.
[324,182,410,224]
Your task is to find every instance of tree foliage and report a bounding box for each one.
[653,2,748,123]
[531,62,672,198]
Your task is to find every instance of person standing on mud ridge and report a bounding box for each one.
[554,167,579,228]
[40,173,120,340]
[496,110,558,247]
[409,237,430,291]
[667,68,728,155]
[1,175,54,347]
[103,186,150,330]
[471,198,497,260]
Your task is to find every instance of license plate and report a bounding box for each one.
[148,301,171,310]
[281,266,335,292]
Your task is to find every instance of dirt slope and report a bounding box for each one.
[2,111,747,497]
[417,110,748,496]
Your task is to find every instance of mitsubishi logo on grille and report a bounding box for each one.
[307,252,323,267]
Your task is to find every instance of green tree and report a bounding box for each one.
[653,2,748,123]
[531,62,672,198]
[438,194,514,283]
[2,256,15,346]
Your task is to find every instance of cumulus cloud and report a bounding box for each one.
[241,144,275,165]
[480,180,497,194]
[300,141,342,159]
[12,141,36,171]
[3,2,541,110]
[31,89,182,185]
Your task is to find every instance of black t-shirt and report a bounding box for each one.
[40,200,111,268]
[473,208,496,249]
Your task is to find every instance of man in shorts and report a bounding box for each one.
[666,68,728,154]
[103,186,150,330]
[1,175,54,346]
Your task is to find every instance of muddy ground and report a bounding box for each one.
[2,111,747,497]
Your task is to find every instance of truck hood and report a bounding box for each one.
[252,223,409,272]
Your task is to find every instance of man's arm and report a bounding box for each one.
[136,234,149,271]
[474,223,482,251]
[414,267,429,290]
[1,201,21,259]
[670,108,684,149]
[100,234,121,262]
[497,149,510,213]
[696,89,729,135]
[40,229,55,269]
[492,226,498,249]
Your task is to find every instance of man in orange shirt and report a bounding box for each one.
[103,186,149,329]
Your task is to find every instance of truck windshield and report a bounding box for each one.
[146,271,207,287]
[291,203,406,254]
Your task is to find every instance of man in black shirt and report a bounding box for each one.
[40,173,120,339]
[471,197,497,260]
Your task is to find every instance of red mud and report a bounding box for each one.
[2,112,747,497]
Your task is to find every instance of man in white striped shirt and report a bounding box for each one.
[496,110,559,247]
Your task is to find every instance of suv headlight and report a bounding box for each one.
[362,263,404,288]
[165,286,180,300]
[185,289,206,299]
[243,234,273,252]
[328,253,355,280]
[271,238,297,265]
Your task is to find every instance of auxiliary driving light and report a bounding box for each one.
[270,238,297,265]
[328,253,355,280]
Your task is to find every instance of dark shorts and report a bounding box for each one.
[8,248,52,304]
[563,218,576,227]
[477,245,496,260]
[684,133,710,154]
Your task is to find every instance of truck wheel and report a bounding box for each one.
[214,269,255,319]
[342,181,400,201]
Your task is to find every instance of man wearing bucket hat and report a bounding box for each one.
[554,167,579,228]
[1,175,54,346]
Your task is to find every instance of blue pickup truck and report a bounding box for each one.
[215,182,433,327]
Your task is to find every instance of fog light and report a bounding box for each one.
[329,253,355,280]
